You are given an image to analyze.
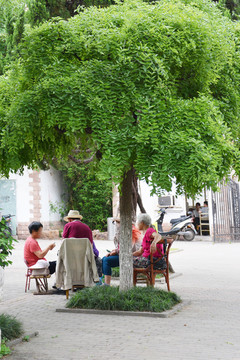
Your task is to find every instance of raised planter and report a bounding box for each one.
[56,300,191,318]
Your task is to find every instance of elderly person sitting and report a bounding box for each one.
[132,213,163,268]
[102,219,141,286]
[24,221,56,274]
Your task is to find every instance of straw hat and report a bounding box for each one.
[64,210,83,222]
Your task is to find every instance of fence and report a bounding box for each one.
[212,178,240,242]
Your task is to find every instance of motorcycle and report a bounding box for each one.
[156,208,197,241]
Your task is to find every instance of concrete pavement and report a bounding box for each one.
[1,239,240,360]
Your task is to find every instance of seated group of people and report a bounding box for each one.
[24,210,164,287]
[192,201,209,232]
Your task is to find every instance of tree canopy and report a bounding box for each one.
[0,0,240,196]
[1,0,240,289]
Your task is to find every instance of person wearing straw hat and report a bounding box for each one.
[63,210,93,243]
[62,210,102,281]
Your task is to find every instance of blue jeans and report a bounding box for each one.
[102,255,119,276]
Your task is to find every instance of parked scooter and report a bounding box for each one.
[1,214,15,236]
[156,208,197,241]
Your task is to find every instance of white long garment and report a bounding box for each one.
[30,259,49,269]
[55,238,99,290]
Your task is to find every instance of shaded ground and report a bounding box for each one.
[1,239,240,360]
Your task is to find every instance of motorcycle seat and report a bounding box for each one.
[159,228,181,236]
[170,216,191,224]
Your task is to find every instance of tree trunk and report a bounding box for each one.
[131,170,146,219]
[119,168,134,291]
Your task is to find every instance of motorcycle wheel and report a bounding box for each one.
[183,228,195,241]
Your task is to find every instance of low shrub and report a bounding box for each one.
[66,286,181,313]
[0,339,11,358]
[0,218,17,268]
[111,268,162,279]
[111,267,119,278]
[0,314,23,340]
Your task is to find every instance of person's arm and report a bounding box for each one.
[62,224,69,238]
[92,241,99,257]
[34,243,56,259]
[132,247,144,257]
[150,232,162,254]
[106,248,118,257]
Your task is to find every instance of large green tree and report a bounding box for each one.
[1,0,240,289]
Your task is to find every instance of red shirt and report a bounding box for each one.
[142,228,163,258]
[24,236,46,267]
[62,220,93,244]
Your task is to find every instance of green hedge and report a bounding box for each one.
[66,286,181,313]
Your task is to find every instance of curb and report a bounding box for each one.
[56,300,190,318]
[7,332,39,347]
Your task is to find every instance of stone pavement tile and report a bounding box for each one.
[1,240,240,360]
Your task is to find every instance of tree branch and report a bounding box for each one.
[137,191,146,213]
[68,154,95,164]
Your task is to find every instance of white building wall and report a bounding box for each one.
[40,167,64,223]
[9,168,31,223]
[137,180,211,234]
[137,180,186,226]
[1,166,65,239]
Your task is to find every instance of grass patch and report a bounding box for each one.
[111,267,163,279]
[0,314,23,341]
[66,286,181,313]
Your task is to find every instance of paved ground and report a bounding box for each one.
[1,238,240,360]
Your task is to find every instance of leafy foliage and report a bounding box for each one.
[111,266,120,277]
[0,218,17,268]
[0,339,11,358]
[0,0,240,197]
[217,0,240,19]
[0,314,23,340]
[0,0,26,74]
[61,163,112,231]
[26,0,71,27]
[66,285,181,312]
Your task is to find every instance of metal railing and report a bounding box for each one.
[212,178,240,242]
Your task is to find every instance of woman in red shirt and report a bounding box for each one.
[133,213,163,268]
[24,222,56,274]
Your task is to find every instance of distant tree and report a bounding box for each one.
[60,162,112,231]
[214,0,240,19]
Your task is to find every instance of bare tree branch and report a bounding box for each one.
[68,154,95,164]
[137,191,146,213]
[72,148,93,154]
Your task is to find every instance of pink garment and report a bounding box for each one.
[24,236,46,267]
[142,228,163,258]
[63,220,93,244]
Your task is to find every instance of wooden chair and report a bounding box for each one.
[25,265,51,294]
[25,268,32,292]
[31,274,51,294]
[65,285,85,300]
[56,238,99,299]
[199,213,210,236]
[133,238,175,291]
